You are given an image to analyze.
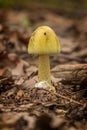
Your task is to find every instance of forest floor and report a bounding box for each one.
[0,7,87,130]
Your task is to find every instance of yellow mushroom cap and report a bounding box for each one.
[28,26,60,54]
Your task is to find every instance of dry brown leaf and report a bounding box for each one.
[51,75,62,86]
[23,76,38,88]
[12,59,28,76]
[26,66,37,77]
[17,90,24,97]
[0,69,5,76]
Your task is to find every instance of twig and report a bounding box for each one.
[54,92,83,106]
[52,64,87,85]
[44,89,83,106]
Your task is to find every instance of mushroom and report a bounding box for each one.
[28,26,60,91]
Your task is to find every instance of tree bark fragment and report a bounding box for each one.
[51,64,87,85]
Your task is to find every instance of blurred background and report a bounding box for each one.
[0,0,87,11]
[0,0,87,13]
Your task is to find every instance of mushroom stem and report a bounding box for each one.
[38,54,51,84]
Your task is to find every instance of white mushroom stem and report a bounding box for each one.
[38,54,51,85]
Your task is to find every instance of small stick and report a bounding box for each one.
[54,92,83,106]
[44,89,83,106]
[51,64,87,85]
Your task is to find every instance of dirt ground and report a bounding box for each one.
[0,7,87,130]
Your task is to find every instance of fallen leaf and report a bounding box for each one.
[17,90,24,97]
[23,76,38,89]
[0,69,5,76]
[26,66,37,77]
[12,59,28,76]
